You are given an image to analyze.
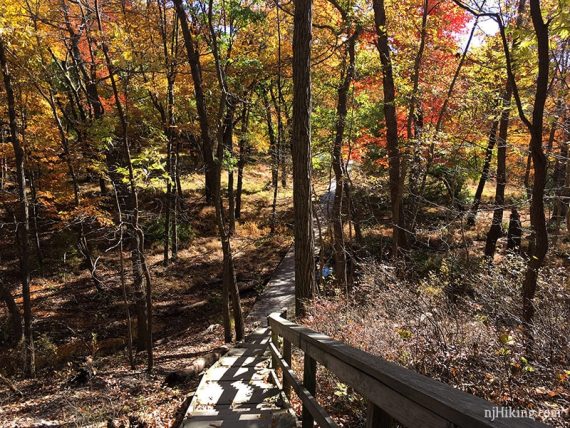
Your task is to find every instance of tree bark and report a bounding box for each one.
[549,110,568,231]
[235,105,250,220]
[173,0,216,203]
[373,0,407,254]
[263,88,280,234]
[0,283,22,347]
[521,0,549,342]
[467,118,499,226]
[213,99,244,342]
[331,28,358,288]
[224,104,237,236]
[203,0,245,342]
[0,36,35,377]
[484,0,526,259]
[292,0,316,315]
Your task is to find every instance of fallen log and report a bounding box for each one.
[164,346,229,387]
[159,300,208,317]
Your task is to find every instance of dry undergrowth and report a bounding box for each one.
[303,253,570,427]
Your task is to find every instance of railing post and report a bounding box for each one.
[281,309,292,399]
[271,330,279,375]
[302,352,317,428]
[366,401,395,428]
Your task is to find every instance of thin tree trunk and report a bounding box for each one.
[276,3,288,189]
[291,0,316,315]
[173,0,216,203]
[112,183,135,369]
[214,100,243,342]
[484,0,526,259]
[331,28,358,288]
[235,105,250,220]
[205,0,244,342]
[373,0,406,254]
[549,110,568,232]
[95,0,153,370]
[521,0,549,344]
[484,88,514,258]
[225,105,237,236]
[406,0,428,141]
[28,170,43,267]
[164,178,172,264]
[0,155,6,191]
[467,119,499,226]
[263,88,280,234]
[0,36,35,377]
[412,12,479,230]
[0,282,22,347]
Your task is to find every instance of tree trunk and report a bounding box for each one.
[213,100,244,342]
[0,36,35,377]
[412,13,480,231]
[95,0,153,370]
[173,0,216,203]
[0,283,23,347]
[484,90,513,258]
[506,208,522,252]
[467,119,499,226]
[112,183,135,369]
[372,0,407,254]
[28,170,43,267]
[225,104,237,236]
[332,28,358,288]
[263,88,280,234]
[235,105,250,220]
[276,4,288,189]
[549,110,568,232]
[291,0,316,315]
[484,0,526,259]
[521,0,549,344]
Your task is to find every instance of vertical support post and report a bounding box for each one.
[281,309,292,399]
[271,323,279,370]
[302,352,317,428]
[366,401,394,428]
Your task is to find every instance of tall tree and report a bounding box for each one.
[173,0,216,203]
[95,0,154,370]
[0,36,35,376]
[518,0,550,342]
[372,0,407,254]
[483,0,526,258]
[291,0,316,315]
[331,9,359,288]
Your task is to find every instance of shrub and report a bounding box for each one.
[143,214,194,246]
[304,255,570,427]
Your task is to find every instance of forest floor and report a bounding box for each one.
[0,165,293,427]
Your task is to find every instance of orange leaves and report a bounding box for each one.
[60,203,115,228]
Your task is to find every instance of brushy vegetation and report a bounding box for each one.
[303,254,570,427]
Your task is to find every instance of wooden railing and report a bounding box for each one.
[267,311,548,428]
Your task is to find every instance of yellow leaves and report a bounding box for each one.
[122,49,133,62]
[499,333,515,345]
[61,204,115,228]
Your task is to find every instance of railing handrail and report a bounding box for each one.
[267,312,548,428]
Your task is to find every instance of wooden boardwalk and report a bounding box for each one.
[181,248,297,427]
